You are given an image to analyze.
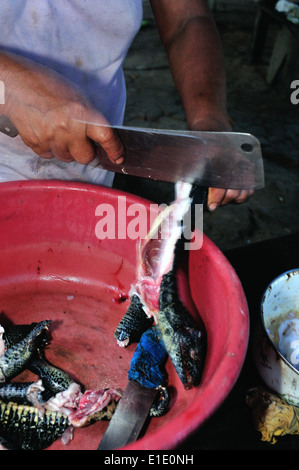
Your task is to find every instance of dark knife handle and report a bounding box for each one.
[187,184,209,233]
[128,325,168,389]
[190,184,208,206]
[0,115,18,137]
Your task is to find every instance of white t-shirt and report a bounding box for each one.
[0,0,143,185]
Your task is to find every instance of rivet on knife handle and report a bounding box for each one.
[0,115,18,137]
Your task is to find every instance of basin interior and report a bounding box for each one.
[0,181,249,450]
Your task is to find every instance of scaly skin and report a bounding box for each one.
[2,322,49,349]
[28,349,75,401]
[2,320,76,399]
[0,381,44,406]
[0,320,51,383]
[0,399,69,450]
[114,294,154,347]
[150,386,170,417]
[158,270,205,389]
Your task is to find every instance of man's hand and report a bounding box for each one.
[0,53,124,164]
[207,187,254,212]
[191,116,254,211]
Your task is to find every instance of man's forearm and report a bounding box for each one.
[167,16,230,130]
[150,1,230,131]
[0,51,49,118]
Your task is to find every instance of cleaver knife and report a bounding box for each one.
[98,326,168,450]
[0,115,264,189]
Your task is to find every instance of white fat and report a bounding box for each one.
[27,380,45,411]
[0,325,6,357]
[174,181,193,201]
[278,318,299,370]
[117,338,129,348]
[60,426,74,446]
[130,181,192,321]
[140,180,192,281]
[43,382,82,415]
[28,379,44,394]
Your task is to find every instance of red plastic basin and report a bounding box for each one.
[0,180,249,450]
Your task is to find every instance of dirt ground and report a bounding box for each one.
[114,1,299,252]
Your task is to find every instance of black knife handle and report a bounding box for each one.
[190,185,208,206]
[188,185,208,233]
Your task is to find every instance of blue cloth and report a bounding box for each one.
[128,326,168,389]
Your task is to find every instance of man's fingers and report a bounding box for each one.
[218,189,242,206]
[67,137,95,164]
[207,187,226,211]
[50,141,73,162]
[19,105,124,164]
[207,187,253,211]
[235,189,254,203]
[86,122,124,164]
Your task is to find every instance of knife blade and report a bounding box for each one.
[0,116,264,189]
[97,381,158,450]
[98,326,168,450]
[104,126,264,190]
